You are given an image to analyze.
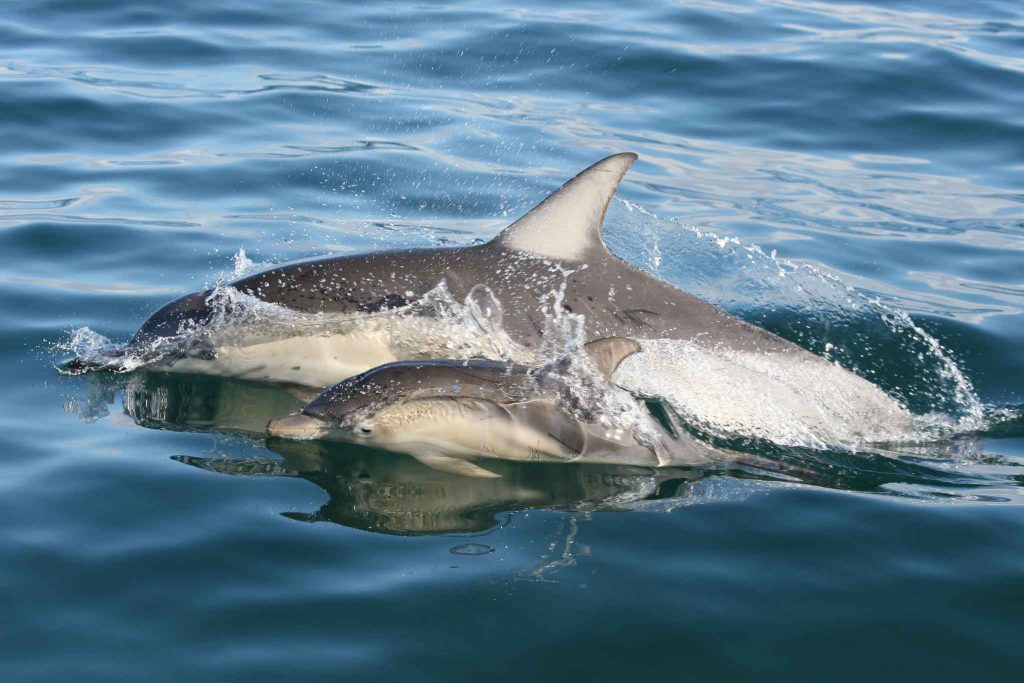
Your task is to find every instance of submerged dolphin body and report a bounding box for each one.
[69,153,804,387]
[267,338,737,478]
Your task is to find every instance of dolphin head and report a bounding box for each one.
[64,289,221,374]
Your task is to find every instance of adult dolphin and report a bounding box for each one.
[69,152,811,389]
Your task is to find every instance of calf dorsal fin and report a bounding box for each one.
[584,337,642,378]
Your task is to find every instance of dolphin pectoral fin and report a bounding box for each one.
[411,453,501,479]
[507,400,586,457]
[651,439,676,468]
[493,153,637,261]
[583,337,642,378]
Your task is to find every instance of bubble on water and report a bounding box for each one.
[510,262,663,450]
[450,543,495,556]
[56,326,111,359]
[464,283,504,333]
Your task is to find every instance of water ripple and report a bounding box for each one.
[3,0,1024,679]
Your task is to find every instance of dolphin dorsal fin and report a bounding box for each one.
[584,337,642,378]
[493,153,637,261]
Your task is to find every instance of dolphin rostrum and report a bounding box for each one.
[267,337,738,478]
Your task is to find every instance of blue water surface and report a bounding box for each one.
[2,1,1024,681]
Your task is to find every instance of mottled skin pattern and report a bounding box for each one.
[132,242,798,355]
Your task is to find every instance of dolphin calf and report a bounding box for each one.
[69,153,805,387]
[267,337,739,478]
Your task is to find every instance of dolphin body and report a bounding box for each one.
[69,153,809,389]
[267,337,739,478]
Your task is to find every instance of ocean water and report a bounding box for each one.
[3,0,1024,680]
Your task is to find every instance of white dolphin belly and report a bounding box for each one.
[165,330,399,387]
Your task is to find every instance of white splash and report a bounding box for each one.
[231,247,257,278]
[616,339,920,449]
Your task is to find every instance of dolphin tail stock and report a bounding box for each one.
[492,152,637,261]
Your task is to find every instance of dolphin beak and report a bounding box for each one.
[267,414,330,440]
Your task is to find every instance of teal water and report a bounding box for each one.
[3,1,1024,680]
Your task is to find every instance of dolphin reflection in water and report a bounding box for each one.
[175,440,703,536]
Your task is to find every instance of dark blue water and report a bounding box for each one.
[3,1,1024,680]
